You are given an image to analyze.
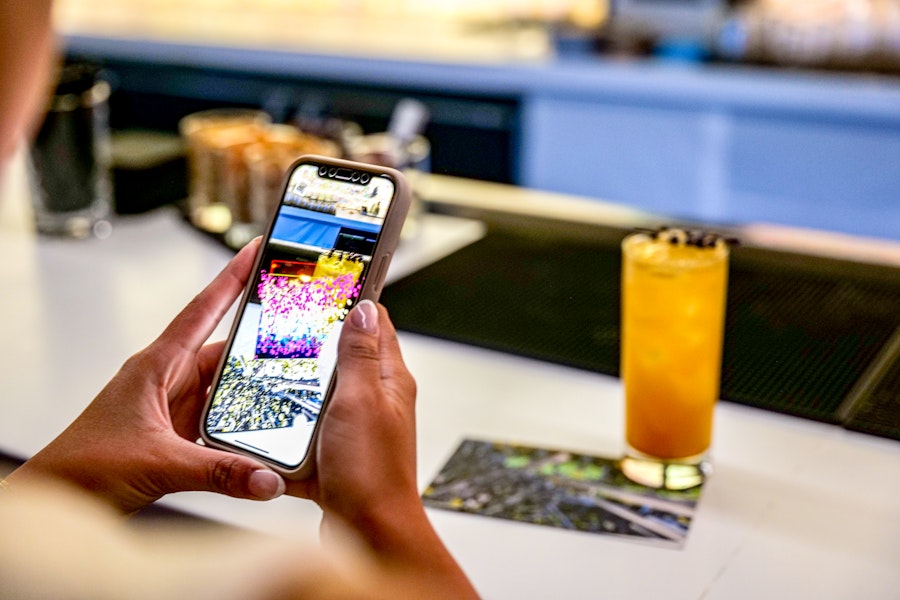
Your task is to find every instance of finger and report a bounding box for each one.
[335,299,383,394]
[283,477,318,501]
[168,341,227,439]
[157,238,261,353]
[164,438,286,501]
[197,340,227,384]
[374,304,414,394]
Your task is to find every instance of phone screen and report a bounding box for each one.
[204,161,398,469]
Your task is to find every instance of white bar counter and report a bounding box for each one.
[1,158,898,599]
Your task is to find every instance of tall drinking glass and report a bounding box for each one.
[619,228,730,490]
[29,63,112,238]
[179,108,270,232]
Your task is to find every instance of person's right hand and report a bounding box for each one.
[286,300,419,535]
[286,300,478,598]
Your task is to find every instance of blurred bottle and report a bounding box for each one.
[713,0,900,71]
[603,0,727,60]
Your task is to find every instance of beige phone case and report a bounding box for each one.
[199,154,412,480]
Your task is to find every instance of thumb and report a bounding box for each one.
[166,439,286,501]
[336,299,382,383]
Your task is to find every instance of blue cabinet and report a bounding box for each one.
[518,63,900,240]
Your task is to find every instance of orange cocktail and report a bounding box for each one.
[621,229,729,464]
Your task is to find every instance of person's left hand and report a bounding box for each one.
[6,239,286,514]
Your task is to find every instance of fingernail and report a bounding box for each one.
[249,469,285,500]
[350,299,379,334]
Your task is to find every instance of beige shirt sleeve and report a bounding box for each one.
[0,479,393,599]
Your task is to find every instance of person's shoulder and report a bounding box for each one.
[0,478,336,598]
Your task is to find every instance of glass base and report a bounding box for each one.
[224,220,263,250]
[618,449,711,491]
[35,213,112,239]
[189,203,232,234]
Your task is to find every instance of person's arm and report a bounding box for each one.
[0,0,56,169]
[6,240,476,595]
[5,239,286,513]
[286,301,480,599]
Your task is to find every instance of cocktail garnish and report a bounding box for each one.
[634,227,739,249]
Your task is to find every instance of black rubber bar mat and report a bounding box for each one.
[382,224,900,440]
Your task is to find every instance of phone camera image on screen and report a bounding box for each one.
[204,161,398,469]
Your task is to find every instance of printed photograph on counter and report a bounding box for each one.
[422,439,703,548]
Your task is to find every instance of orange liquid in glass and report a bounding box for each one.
[621,233,729,461]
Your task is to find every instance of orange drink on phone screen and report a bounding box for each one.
[620,228,729,488]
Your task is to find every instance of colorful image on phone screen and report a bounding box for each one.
[205,162,397,468]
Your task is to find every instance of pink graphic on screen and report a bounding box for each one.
[256,269,361,358]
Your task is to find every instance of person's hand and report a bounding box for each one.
[6,239,286,514]
[286,300,420,528]
[285,300,479,598]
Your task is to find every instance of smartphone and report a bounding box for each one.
[199,155,411,479]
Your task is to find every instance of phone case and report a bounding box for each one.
[199,154,411,479]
